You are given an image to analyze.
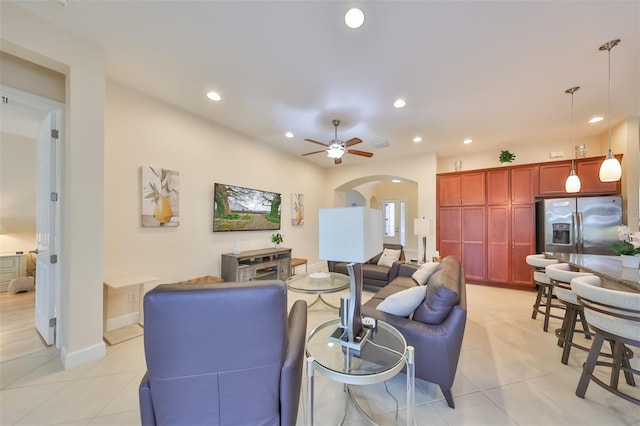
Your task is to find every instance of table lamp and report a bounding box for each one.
[319,207,383,348]
[413,217,430,264]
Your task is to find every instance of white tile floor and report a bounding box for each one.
[1,284,639,425]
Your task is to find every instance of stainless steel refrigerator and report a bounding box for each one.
[535,195,622,255]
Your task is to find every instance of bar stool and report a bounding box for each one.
[526,254,563,332]
[545,263,593,364]
[572,275,638,405]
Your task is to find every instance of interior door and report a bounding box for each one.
[35,110,60,345]
[381,199,406,246]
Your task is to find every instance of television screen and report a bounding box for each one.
[213,183,281,232]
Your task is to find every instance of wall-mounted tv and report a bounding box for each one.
[213,183,281,232]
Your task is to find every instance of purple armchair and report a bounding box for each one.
[139,280,307,426]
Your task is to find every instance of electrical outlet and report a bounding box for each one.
[128,291,137,302]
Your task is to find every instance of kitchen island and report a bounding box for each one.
[546,252,639,292]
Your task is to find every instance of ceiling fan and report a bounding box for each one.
[301,119,373,165]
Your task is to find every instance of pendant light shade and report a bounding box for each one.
[564,86,581,193]
[565,169,582,193]
[598,39,622,182]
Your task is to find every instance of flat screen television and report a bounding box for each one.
[213,183,281,232]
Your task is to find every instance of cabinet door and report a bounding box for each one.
[437,175,461,206]
[538,162,571,196]
[511,204,535,287]
[487,170,509,205]
[462,206,486,281]
[438,207,461,259]
[576,157,621,195]
[487,205,510,283]
[461,172,486,205]
[511,166,536,204]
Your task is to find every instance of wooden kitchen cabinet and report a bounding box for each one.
[438,206,486,282]
[538,156,621,197]
[538,161,572,196]
[437,172,485,206]
[487,166,536,205]
[486,204,535,287]
[576,156,621,195]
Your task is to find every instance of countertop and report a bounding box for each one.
[545,252,640,293]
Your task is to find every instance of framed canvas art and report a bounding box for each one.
[292,193,304,226]
[141,166,180,227]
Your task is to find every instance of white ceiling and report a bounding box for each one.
[8,1,640,167]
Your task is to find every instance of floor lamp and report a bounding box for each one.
[414,217,430,264]
[319,207,383,348]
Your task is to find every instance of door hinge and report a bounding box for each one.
[51,129,59,139]
[50,192,58,202]
[50,254,58,264]
[49,318,57,327]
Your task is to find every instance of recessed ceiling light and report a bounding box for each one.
[345,8,365,29]
[463,139,472,144]
[588,116,604,124]
[391,179,402,183]
[285,131,294,138]
[206,91,221,101]
[413,137,422,143]
[393,99,406,108]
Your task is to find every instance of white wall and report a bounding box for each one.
[104,82,326,287]
[1,2,106,368]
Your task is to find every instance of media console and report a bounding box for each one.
[221,247,291,282]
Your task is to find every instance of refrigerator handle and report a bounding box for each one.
[573,211,584,254]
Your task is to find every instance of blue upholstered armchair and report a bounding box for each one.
[139,280,307,426]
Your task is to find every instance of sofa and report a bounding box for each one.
[328,243,405,288]
[361,255,467,408]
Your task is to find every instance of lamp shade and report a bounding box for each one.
[413,217,429,236]
[319,207,383,263]
[598,150,622,182]
[565,169,582,193]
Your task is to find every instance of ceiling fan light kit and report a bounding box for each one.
[598,38,622,183]
[302,119,373,165]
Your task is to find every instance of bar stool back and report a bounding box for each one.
[572,275,639,405]
[526,254,562,332]
[545,263,593,364]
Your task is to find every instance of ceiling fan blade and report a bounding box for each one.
[334,157,343,165]
[347,149,374,158]
[344,137,362,147]
[301,150,326,156]
[304,138,329,147]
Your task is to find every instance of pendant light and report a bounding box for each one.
[598,39,622,182]
[564,86,581,193]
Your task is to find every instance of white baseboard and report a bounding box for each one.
[106,312,139,331]
[61,341,106,370]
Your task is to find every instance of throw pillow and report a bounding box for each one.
[412,262,440,285]
[413,284,459,325]
[377,248,402,268]
[376,286,427,317]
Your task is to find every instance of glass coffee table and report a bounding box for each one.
[305,318,415,425]
[286,271,350,309]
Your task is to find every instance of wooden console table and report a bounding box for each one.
[103,274,159,345]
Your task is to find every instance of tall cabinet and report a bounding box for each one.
[486,167,536,287]
[437,172,486,282]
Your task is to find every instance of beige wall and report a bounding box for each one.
[2,2,106,369]
[0,51,65,103]
[0,133,36,253]
[104,81,326,286]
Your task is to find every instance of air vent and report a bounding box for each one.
[371,140,389,148]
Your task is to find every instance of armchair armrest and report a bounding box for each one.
[280,299,307,426]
